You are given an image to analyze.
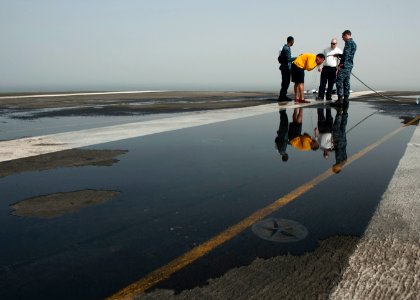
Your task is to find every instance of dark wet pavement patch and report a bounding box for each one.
[0,91,276,119]
[9,189,119,218]
[9,99,276,119]
[0,149,128,178]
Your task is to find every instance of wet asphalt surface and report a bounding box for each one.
[0,99,419,299]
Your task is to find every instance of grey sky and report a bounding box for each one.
[1,0,419,92]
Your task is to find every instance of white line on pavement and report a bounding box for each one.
[0,90,164,100]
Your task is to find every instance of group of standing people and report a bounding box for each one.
[314,106,348,173]
[275,106,348,174]
[275,107,320,163]
[278,30,357,107]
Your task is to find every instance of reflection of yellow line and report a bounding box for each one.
[107,116,420,300]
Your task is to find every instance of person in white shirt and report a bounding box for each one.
[317,38,342,100]
[314,108,333,159]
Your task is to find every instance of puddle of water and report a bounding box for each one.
[0,102,415,299]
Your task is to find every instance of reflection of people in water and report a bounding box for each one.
[275,110,289,162]
[332,106,348,173]
[288,108,319,151]
[314,108,333,159]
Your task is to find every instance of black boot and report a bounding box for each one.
[334,105,344,115]
[342,100,349,113]
[278,95,292,102]
[330,95,343,107]
[343,95,349,108]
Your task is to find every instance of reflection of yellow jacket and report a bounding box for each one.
[293,53,317,71]
[290,133,312,151]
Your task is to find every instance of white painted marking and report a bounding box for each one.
[0,90,164,100]
[348,91,376,97]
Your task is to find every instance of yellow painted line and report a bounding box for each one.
[106,115,420,300]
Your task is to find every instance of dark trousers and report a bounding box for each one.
[317,108,333,133]
[275,110,289,154]
[279,65,291,98]
[333,111,348,164]
[318,66,337,100]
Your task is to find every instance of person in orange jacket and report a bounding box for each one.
[291,53,325,103]
[288,108,319,151]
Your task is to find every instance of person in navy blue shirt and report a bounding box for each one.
[278,36,295,102]
[331,30,357,107]
[275,110,289,162]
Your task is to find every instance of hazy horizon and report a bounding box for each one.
[2,0,419,93]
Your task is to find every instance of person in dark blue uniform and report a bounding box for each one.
[278,36,295,102]
[331,30,357,107]
[332,106,348,173]
[275,110,289,162]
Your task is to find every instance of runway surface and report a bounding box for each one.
[0,91,418,300]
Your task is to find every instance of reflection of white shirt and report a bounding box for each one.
[318,133,332,150]
[322,47,342,67]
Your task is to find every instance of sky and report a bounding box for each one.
[1,0,419,92]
